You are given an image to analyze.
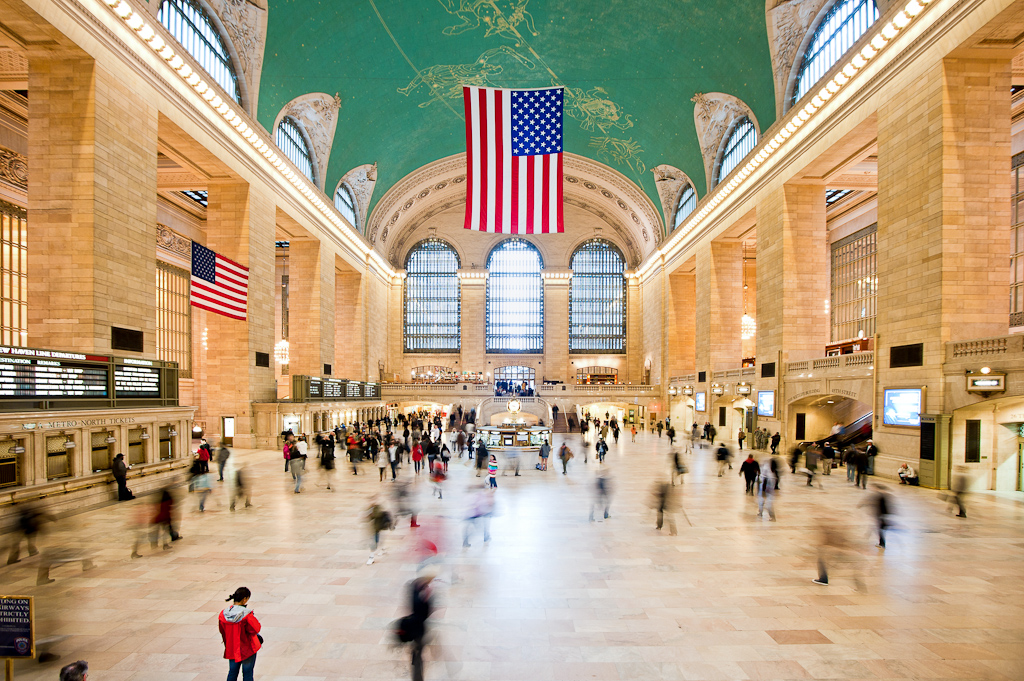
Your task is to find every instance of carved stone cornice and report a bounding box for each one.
[765,0,830,117]
[206,0,267,115]
[651,164,697,232]
[156,223,192,260]
[0,147,27,189]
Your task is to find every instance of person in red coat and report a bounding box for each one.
[219,587,262,681]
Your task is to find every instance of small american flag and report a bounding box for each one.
[463,86,564,233]
[190,242,249,321]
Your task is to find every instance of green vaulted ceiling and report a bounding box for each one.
[258,0,777,227]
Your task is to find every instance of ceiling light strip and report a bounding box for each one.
[640,0,933,281]
[99,0,391,275]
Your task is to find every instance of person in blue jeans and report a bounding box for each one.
[219,587,262,681]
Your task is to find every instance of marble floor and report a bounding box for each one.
[3,431,1024,681]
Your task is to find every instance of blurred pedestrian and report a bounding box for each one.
[803,445,821,488]
[319,435,336,491]
[812,520,863,589]
[112,453,134,501]
[230,469,252,511]
[219,587,262,681]
[193,466,212,511]
[596,437,608,464]
[770,431,781,454]
[538,440,550,471]
[487,454,498,488]
[667,424,675,445]
[366,497,393,564]
[406,572,435,681]
[864,484,893,548]
[559,442,574,475]
[59,661,88,681]
[652,481,677,535]
[630,425,637,442]
[757,458,777,521]
[463,485,494,547]
[430,458,447,499]
[716,443,732,477]
[6,503,48,564]
[289,442,306,493]
[739,453,759,495]
[197,438,211,473]
[671,449,687,486]
[949,466,969,518]
[215,441,231,481]
[589,469,612,521]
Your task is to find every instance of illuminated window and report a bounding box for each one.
[794,0,879,106]
[0,201,27,347]
[158,0,241,104]
[825,189,853,206]
[716,118,757,186]
[673,185,697,231]
[570,239,626,353]
[831,223,876,342]
[156,262,192,378]
[486,239,543,353]
[335,183,358,230]
[404,239,461,353]
[276,116,315,183]
[1011,153,1024,323]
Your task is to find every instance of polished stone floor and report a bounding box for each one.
[4,430,1024,681]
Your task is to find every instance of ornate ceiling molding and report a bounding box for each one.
[651,164,697,231]
[765,0,830,118]
[0,47,28,89]
[338,163,378,232]
[274,92,342,192]
[691,92,759,193]
[367,152,662,267]
[206,0,267,116]
[0,147,27,190]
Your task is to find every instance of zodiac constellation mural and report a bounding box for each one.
[380,0,647,189]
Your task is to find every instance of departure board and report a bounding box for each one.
[309,378,323,397]
[114,365,161,398]
[291,375,381,402]
[323,379,343,398]
[0,358,109,397]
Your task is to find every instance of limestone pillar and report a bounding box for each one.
[695,241,743,373]
[543,271,570,384]
[287,239,335,378]
[667,272,696,377]
[334,267,364,380]
[27,51,158,354]
[204,182,276,448]
[626,275,643,383]
[875,57,1011,461]
[754,183,828,364]
[460,273,487,376]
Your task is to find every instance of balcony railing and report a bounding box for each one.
[948,335,1021,360]
[786,352,874,375]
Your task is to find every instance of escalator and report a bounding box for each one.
[811,412,872,450]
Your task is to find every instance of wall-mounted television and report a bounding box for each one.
[757,390,775,418]
[882,388,922,427]
[695,391,706,412]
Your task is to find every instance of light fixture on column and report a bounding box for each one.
[275,340,290,365]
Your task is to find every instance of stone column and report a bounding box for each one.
[288,239,336,378]
[27,51,158,354]
[459,272,487,376]
[694,240,743,373]
[667,272,696,377]
[875,57,1011,464]
[543,270,571,384]
[626,275,643,384]
[204,182,276,448]
[755,183,828,364]
[335,267,364,380]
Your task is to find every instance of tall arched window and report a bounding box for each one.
[276,117,316,183]
[673,184,697,231]
[793,0,879,105]
[158,0,241,104]
[716,118,757,186]
[486,239,543,353]
[570,239,626,353]
[404,239,461,353]
[335,183,358,230]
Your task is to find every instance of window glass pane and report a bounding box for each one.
[276,117,315,183]
[156,261,193,377]
[0,203,27,347]
[672,185,697,231]
[831,224,876,342]
[794,0,879,104]
[717,118,757,185]
[404,239,461,352]
[569,239,626,353]
[486,239,543,353]
[334,184,358,230]
[157,0,241,104]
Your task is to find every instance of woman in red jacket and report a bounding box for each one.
[218,587,262,681]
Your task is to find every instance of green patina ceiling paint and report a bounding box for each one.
[259,0,775,227]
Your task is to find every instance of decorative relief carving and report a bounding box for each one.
[340,163,377,231]
[277,92,342,191]
[0,148,27,189]
[156,224,192,259]
[651,164,694,229]
[691,92,758,193]
[0,48,28,83]
[765,0,829,115]
[208,0,267,112]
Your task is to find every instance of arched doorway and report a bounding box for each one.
[495,365,536,396]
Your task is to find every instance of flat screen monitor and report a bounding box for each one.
[695,391,706,412]
[882,388,922,427]
[757,390,775,417]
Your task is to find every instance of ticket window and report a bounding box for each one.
[128,428,146,465]
[46,435,72,480]
[0,439,21,488]
[91,431,114,472]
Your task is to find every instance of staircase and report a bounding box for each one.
[552,412,570,433]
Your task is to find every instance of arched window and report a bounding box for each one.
[276,116,316,183]
[334,183,358,230]
[486,239,543,353]
[404,239,461,353]
[673,184,697,231]
[716,117,757,186]
[158,0,241,104]
[570,239,626,353]
[794,0,879,105]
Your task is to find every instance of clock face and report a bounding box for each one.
[507,399,521,413]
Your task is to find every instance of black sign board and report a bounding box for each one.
[0,595,33,659]
[290,376,381,402]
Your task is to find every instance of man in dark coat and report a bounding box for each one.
[113,453,134,500]
[739,453,760,495]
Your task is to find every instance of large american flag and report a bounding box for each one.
[463,86,564,233]
[190,242,249,321]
